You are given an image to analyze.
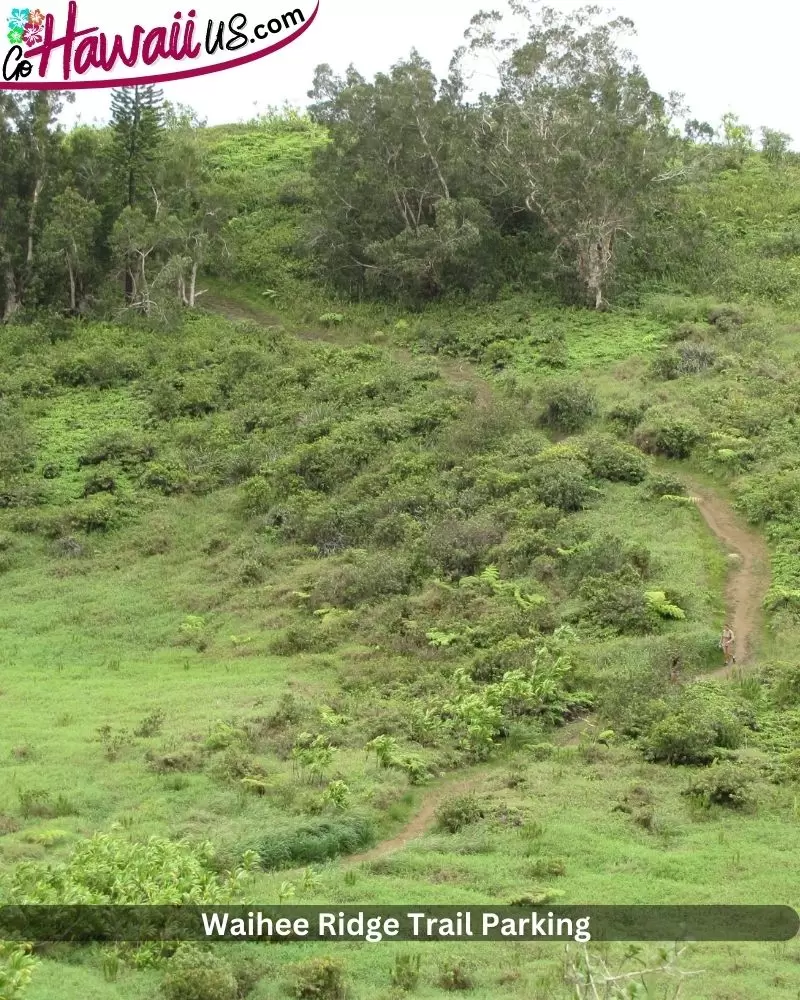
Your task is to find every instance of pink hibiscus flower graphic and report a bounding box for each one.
[23,21,42,45]
[27,7,45,26]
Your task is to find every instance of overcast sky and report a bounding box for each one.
[62,0,797,143]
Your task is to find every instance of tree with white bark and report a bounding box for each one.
[459,2,684,308]
[40,188,101,313]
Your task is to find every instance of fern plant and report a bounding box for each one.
[645,591,686,620]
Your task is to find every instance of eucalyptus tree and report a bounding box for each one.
[307,52,491,300]
[460,2,684,307]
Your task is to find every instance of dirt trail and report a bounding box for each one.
[686,480,770,677]
[346,771,491,866]
[207,293,772,858]
[206,292,493,406]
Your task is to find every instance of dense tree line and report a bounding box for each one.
[0,1,794,320]
[0,85,231,322]
[306,2,793,307]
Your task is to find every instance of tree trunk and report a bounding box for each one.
[577,231,614,310]
[124,260,134,302]
[188,262,198,307]
[139,255,149,314]
[68,261,76,313]
[2,251,18,322]
[27,177,44,266]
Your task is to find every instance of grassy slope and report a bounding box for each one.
[0,307,797,1000]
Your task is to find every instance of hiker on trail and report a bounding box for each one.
[720,624,736,666]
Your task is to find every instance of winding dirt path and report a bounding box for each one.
[686,480,770,676]
[207,292,772,859]
[206,291,493,406]
[345,771,491,866]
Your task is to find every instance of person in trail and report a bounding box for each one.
[720,624,736,666]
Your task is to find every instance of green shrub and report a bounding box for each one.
[435,793,484,834]
[139,461,191,495]
[651,343,717,379]
[642,472,687,498]
[422,517,504,578]
[290,957,346,999]
[583,435,648,483]
[5,833,229,903]
[606,399,649,430]
[162,945,238,1000]
[765,663,800,707]
[577,568,653,635]
[68,495,126,533]
[52,349,143,389]
[81,469,117,496]
[633,409,702,459]
[437,962,475,991]
[707,305,746,330]
[641,693,743,765]
[777,749,800,783]
[529,460,598,512]
[134,708,165,738]
[682,762,754,809]
[733,471,800,525]
[210,747,266,783]
[540,380,598,433]
[667,322,710,343]
[0,942,38,1000]
[309,552,417,608]
[562,534,651,586]
[391,953,421,992]
[17,788,77,820]
[77,432,156,470]
[253,816,374,869]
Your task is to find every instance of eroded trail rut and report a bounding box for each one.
[209,295,772,862]
[687,481,770,676]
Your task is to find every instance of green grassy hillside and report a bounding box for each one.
[3,89,800,1000]
[2,271,800,998]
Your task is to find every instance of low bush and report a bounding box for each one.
[707,305,746,330]
[435,794,484,834]
[391,953,421,992]
[77,431,156,470]
[577,568,654,635]
[437,962,475,991]
[606,399,649,430]
[682,762,754,809]
[253,816,374,869]
[633,408,703,459]
[68,495,125,533]
[139,461,191,495]
[290,957,346,1000]
[309,552,418,608]
[583,435,649,483]
[5,833,229,903]
[651,343,717,380]
[733,471,800,525]
[641,701,743,765]
[162,945,238,1000]
[269,625,336,656]
[529,460,598,512]
[539,380,598,433]
[422,517,504,578]
[642,472,687,498]
[134,708,166,738]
